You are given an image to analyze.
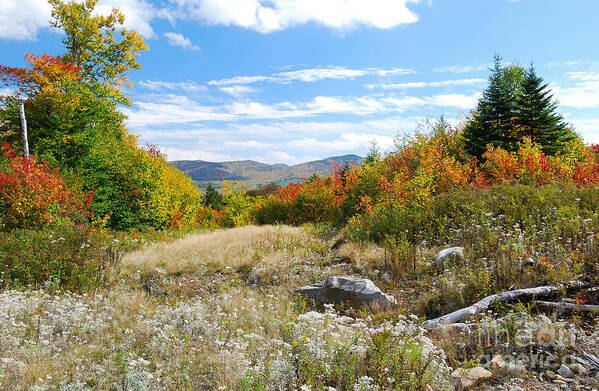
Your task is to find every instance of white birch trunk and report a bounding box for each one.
[19,100,29,158]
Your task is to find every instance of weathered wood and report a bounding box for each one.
[19,100,29,158]
[535,300,599,313]
[580,351,599,370]
[423,281,590,330]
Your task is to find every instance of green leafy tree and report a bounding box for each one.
[49,0,148,105]
[514,65,573,155]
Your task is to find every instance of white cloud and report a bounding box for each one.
[163,32,200,50]
[434,64,488,73]
[209,66,416,86]
[167,0,420,33]
[209,75,274,86]
[139,80,207,92]
[289,132,395,153]
[276,67,369,82]
[220,85,258,97]
[427,93,479,109]
[377,68,416,76]
[260,151,302,165]
[0,0,156,40]
[125,90,478,128]
[161,147,231,161]
[122,94,236,127]
[369,78,485,90]
[0,0,52,40]
[568,118,599,144]
[96,0,157,38]
[554,72,599,108]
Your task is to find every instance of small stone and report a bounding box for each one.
[569,363,588,375]
[451,366,493,390]
[488,355,505,371]
[546,370,557,380]
[557,364,574,378]
[434,247,464,267]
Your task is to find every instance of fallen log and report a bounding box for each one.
[423,281,590,330]
[580,351,599,370]
[535,301,599,313]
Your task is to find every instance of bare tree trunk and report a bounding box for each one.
[19,100,29,158]
[422,280,590,330]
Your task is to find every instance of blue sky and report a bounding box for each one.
[1,0,599,164]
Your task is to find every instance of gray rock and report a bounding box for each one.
[434,247,464,267]
[296,276,397,311]
[569,363,588,375]
[557,364,574,378]
[451,366,493,390]
[488,355,505,371]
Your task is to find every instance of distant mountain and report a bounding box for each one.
[172,154,364,189]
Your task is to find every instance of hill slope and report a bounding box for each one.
[172,154,363,189]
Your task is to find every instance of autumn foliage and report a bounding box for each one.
[255,124,599,236]
[0,53,82,99]
[0,142,92,229]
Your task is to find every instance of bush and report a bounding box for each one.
[0,142,92,230]
[79,139,201,230]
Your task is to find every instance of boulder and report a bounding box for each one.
[434,247,464,267]
[451,366,493,390]
[296,276,397,311]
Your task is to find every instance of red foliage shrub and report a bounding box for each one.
[0,142,92,229]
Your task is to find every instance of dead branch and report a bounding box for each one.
[535,300,599,313]
[423,281,590,330]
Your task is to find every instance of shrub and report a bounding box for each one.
[0,142,92,230]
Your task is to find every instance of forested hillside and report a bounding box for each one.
[172,154,364,189]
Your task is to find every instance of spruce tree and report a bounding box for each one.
[514,65,572,154]
[203,184,223,210]
[364,139,380,164]
[464,55,517,159]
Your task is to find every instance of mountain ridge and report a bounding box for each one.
[172,154,364,189]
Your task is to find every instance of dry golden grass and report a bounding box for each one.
[121,225,312,277]
[337,240,384,267]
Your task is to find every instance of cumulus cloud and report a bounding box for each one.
[554,72,599,108]
[0,0,52,40]
[163,32,200,50]
[96,0,157,38]
[166,0,421,33]
[0,0,156,40]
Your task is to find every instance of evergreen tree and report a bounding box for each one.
[464,55,518,159]
[364,139,380,164]
[514,65,572,154]
[203,184,223,210]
